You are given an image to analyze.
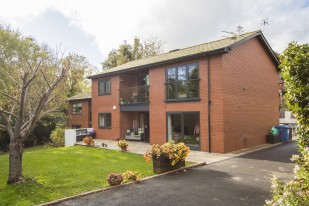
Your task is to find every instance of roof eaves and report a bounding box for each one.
[88,47,228,79]
[68,97,91,101]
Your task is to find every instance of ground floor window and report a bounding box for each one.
[167,112,200,150]
[98,113,111,128]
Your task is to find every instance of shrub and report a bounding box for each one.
[144,141,190,166]
[117,140,128,150]
[50,127,65,147]
[83,136,94,145]
[106,173,123,186]
[122,170,141,183]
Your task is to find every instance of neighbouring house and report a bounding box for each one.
[68,30,280,153]
[67,91,92,129]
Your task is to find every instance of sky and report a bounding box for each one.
[0,0,308,69]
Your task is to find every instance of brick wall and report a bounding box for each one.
[67,99,91,128]
[222,37,279,152]
[149,57,211,151]
[91,76,121,140]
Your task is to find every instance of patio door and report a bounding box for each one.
[167,112,200,150]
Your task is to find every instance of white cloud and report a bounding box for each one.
[0,0,308,68]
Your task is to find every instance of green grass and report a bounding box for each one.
[0,146,154,206]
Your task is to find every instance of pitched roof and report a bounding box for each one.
[68,91,91,101]
[89,30,279,79]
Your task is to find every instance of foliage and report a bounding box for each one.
[266,42,309,205]
[144,141,190,166]
[122,170,141,183]
[66,53,97,98]
[106,173,123,186]
[281,42,309,150]
[83,136,94,145]
[50,127,65,147]
[0,146,154,205]
[102,36,165,70]
[117,140,128,150]
[266,148,309,205]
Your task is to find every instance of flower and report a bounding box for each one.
[144,141,190,166]
[106,173,123,186]
[122,170,141,183]
[117,139,128,150]
[83,136,94,145]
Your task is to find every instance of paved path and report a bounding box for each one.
[59,141,298,206]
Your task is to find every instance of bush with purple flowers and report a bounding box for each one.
[106,173,123,186]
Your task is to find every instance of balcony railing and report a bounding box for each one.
[119,85,149,104]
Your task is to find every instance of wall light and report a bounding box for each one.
[113,105,117,111]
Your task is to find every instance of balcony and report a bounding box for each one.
[119,85,149,111]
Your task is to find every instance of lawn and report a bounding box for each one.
[0,146,154,206]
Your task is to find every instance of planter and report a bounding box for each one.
[152,156,185,173]
[266,134,280,144]
[120,147,127,152]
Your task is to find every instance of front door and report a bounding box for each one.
[167,112,200,150]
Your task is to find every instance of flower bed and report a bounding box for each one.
[144,141,190,173]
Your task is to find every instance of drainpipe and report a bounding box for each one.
[207,56,211,153]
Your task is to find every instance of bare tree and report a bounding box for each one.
[0,26,70,184]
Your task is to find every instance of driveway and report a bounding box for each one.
[58,141,298,206]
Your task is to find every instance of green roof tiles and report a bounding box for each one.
[68,91,91,101]
[89,30,261,78]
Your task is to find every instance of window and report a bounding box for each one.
[72,102,82,114]
[98,79,111,95]
[98,113,111,128]
[166,63,199,101]
[167,112,200,150]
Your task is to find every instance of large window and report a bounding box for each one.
[166,63,199,101]
[167,112,200,150]
[98,79,111,95]
[98,113,111,128]
[72,102,82,114]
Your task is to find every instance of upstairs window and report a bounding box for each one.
[98,79,111,95]
[99,113,111,128]
[166,63,199,101]
[72,102,82,114]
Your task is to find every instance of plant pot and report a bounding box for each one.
[152,156,185,173]
[120,147,127,152]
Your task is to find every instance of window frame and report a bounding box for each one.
[98,79,111,95]
[165,63,200,102]
[98,113,112,129]
[72,102,82,115]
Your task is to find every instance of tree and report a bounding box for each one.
[66,53,97,98]
[0,26,71,184]
[266,42,309,205]
[102,36,165,70]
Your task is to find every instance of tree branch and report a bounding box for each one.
[40,68,51,89]
[0,108,14,138]
[0,70,20,87]
[0,91,20,104]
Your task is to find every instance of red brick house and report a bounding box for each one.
[68,30,280,153]
[67,91,92,129]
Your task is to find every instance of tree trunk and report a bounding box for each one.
[7,142,24,184]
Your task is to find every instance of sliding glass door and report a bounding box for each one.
[167,112,200,150]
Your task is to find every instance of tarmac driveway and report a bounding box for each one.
[58,141,298,206]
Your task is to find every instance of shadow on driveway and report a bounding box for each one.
[238,141,299,163]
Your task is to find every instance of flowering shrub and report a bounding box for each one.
[83,136,94,145]
[266,147,309,205]
[144,141,190,166]
[106,173,123,186]
[122,170,141,183]
[117,140,128,150]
